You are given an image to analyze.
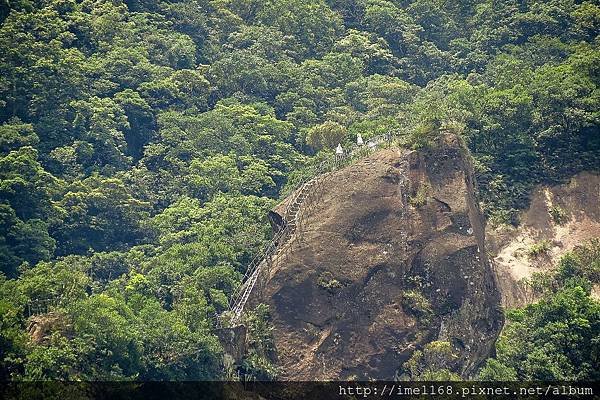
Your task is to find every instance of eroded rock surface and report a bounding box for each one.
[254,135,503,380]
[488,171,600,307]
[27,312,72,344]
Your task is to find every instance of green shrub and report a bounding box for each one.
[479,239,600,381]
[317,271,343,292]
[549,205,567,225]
[401,341,461,381]
[527,240,551,259]
[409,183,431,208]
[556,239,600,285]
[241,304,278,381]
[488,208,520,227]
[401,290,432,320]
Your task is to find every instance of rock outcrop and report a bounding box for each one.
[488,171,600,307]
[253,134,503,380]
[27,312,72,344]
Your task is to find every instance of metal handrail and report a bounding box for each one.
[224,131,395,325]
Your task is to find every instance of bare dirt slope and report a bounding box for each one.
[253,135,503,380]
[488,172,600,307]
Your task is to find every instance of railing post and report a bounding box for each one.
[224,130,398,324]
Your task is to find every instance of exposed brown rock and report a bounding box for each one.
[216,325,247,365]
[27,312,72,344]
[252,134,503,380]
[488,171,600,307]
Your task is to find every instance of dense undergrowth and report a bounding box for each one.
[0,0,598,380]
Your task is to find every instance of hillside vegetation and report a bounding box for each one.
[0,0,598,380]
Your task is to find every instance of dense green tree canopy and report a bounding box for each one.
[479,240,600,381]
[0,0,598,380]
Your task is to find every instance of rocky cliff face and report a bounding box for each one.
[252,134,503,380]
[488,171,600,307]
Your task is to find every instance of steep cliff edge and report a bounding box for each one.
[253,134,503,380]
[488,172,600,307]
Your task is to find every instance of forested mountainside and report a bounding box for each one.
[0,0,598,381]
